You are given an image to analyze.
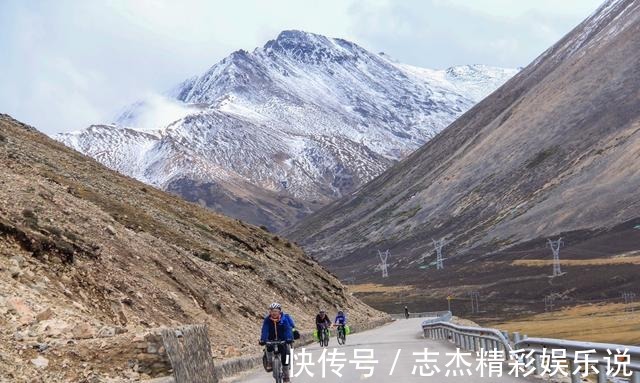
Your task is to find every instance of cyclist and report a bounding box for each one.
[260,303,293,382]
[316,309,332,340]
[334,310,347,340]
[404,305,410,319]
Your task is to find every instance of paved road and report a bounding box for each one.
[238,318,536,382]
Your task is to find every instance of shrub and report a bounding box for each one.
[526,146,559,169]
[21,209,38,228]
[194,251,212,262]
[43,225,62,237]
[63,230,79,241]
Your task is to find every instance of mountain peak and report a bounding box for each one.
[58,29,517,231]
[276,29,317,41]
[263,30,353,64]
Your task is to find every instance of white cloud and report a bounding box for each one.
[118,94,195,132]
[346,0,603,69]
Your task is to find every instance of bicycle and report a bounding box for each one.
[336,324,346,345]
[318,325,330,347]
[265,341,290,383]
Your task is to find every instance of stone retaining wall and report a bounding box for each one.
[141,316,392,382]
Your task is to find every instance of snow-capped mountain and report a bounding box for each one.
[57,30,517,231]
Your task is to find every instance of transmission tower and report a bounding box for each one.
[378,250,389,278]
[544,295,555,312]
[469,291,480,314]
[432,238,445,270]
[622,291,636,312]
[548,238,563,276]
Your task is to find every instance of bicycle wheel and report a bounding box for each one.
[323,330,330,347]
[338,328,345,345]
[272,356,283,383]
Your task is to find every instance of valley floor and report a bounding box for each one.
[488,302,640,346]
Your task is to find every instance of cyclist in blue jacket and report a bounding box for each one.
[260,303,293,382]
[334,310,347,326]
[334,310,347,340]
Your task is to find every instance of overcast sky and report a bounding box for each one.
[0,0,603,135]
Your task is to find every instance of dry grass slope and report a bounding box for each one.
[492,303,640,345]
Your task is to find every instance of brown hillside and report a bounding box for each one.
[0,114,384,382]
[288,0,640,318]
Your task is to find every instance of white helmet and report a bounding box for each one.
[269,302,282,310]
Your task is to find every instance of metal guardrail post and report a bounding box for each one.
[534,354,542,375]
[567,359,580,383]
[596,364,606,383]
[513,332,521,344]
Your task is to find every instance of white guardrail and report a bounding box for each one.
[390,310,452,320]
[515,337,640,383]
[422,312,640,383]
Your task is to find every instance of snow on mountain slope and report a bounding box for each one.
[56,30,516,231]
